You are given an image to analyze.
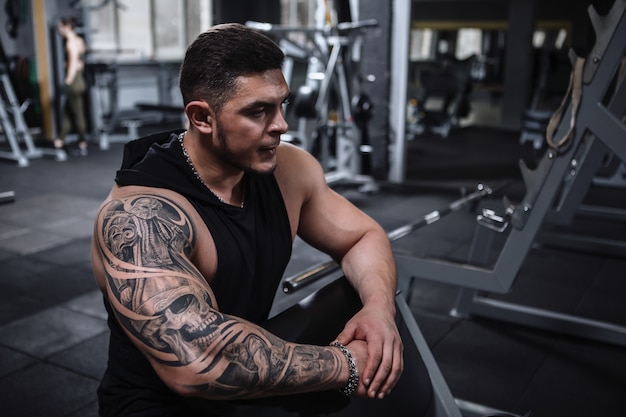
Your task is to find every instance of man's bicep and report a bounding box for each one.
[284,147,365,258]
[298,186,374,261]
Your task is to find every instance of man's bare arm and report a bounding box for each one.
[94,192,359,399]
[281,145,403,399]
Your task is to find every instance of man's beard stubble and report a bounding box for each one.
[216,128,277,176]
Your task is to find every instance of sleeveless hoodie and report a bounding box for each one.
[97,130,293,417]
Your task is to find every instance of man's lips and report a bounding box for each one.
[258,143,278,154]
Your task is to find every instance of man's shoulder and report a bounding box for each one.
[276,142,321,175]
[277,141,306,156]
[276,142,325,185]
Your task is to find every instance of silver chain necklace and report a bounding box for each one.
[178,131,244,208]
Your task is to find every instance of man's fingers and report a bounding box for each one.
[368,356,392,397]
[377,352,403,397]
[380,341,404,396]
[363,341,388,397]
[366,340,403,399]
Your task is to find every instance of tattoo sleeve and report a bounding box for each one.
[95,194,345,399]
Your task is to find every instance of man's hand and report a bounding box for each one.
[336,305,403,399]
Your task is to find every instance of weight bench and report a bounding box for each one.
[106,103,187,144]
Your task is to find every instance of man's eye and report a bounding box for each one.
[250,108,265,117]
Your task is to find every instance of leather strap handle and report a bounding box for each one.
[546,56,585,151]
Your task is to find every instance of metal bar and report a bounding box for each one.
[282,261,340,293]
[388,0,412,183]
[387,184,496,242]
[395,295,464,417]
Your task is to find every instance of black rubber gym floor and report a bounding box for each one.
[0,125,625,417]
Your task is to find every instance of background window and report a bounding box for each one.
[87,0,212,62]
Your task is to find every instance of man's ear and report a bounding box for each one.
[185,100,214,134]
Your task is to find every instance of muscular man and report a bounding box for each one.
[91,23,403,416]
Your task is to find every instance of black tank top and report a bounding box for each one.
[98,130,293,416]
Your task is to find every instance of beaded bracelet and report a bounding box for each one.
[330,341,359,396]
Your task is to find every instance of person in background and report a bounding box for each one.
[55,16,88,156]
[91,23,403,416]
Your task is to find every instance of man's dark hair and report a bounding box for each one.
[179,23,285,112]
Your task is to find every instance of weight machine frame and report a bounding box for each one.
[0,51,66,166]
[395,0,626,346]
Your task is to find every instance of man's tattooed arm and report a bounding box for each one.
[94,193,350,399]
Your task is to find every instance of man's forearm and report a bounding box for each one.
[107,280,350,399]
[340,228,397,310]
[160,312,351,399]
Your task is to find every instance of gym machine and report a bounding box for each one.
[0,40,66,166]
[393,0,626,346]
[246,18,379,192]
[87,61,184,150]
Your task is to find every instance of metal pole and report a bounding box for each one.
[388,0,411,183]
